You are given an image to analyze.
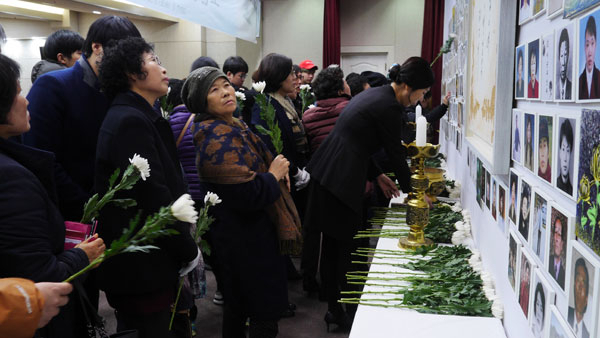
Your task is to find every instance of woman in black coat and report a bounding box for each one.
[95,37,199,337]
[304,57,434,331]
[0,54,106,338]
[183,66,301,338]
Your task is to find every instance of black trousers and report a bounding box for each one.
[222,303,279,338]
[116,309,175,338]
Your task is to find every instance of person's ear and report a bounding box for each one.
[226,71,234,79]
[56,53,68,65]
[92,43,103,56]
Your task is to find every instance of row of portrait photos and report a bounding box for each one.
[474,157,600,338]
[515,8,600,103]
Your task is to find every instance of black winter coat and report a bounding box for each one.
[94,91,197,312]
[0,137,89,338]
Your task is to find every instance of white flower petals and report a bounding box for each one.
[171,194,198,223]
[300,84,311,91]
[203,191,222,207]
[491,295,504,319]
[235,91,246,101]
[129,153,151,181]
[252,81,266,93]
[308,104,315,109]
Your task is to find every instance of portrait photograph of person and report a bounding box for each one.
[509,229,521,293]
[530,270,556,338]
[524,112,536,171]
[499,183,507,236]
[519,250,535,317]
[549,206,571,291]
[566,240,599,338]
[509,169,521,226]
[556,24,575,101]
[541,33,555,101]
[576,109,600,256]
[519,0,532,24]
[532,0,545,17]
[529,39,541,99]
[578,9,600,102]
[519,180,532,242]
[532,191,548,265]
[550,306,576,338]
[513,109,523,163]
[555,117,578,199]
[477,158,484,207]
[537,114,554,183]
[485,170,491,209]
[492,178,497,220]
[516,45,527,99]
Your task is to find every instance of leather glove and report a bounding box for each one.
[179,247,201,277]
[293,167,311,191]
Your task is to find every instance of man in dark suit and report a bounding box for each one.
[568,258,590,338]
[557,28,572,100]
[579,16,600,100]
[549,215,567,289]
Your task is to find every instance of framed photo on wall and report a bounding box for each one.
[529,269,556,338]
[498,181,508,236]
[576,109,600,255]
[549,306,575,338]
[532,0,545,18]
[536,114,555,184]
[492,177,498,220]
[524,112,537,172]
[519,0,533,24]
[547,0,563,19]
[513,109,524,164]
[564,0,600,20]
[531,188,550,267]
[516,44,528,99]
[577,8,600,102]
[541,33,555,102]
[565,240,599,338]
[518,179,533,242]
[519,249,536,317]
[555,24,575,102]
[485,169,491,209]
[528,39,541,100]
[509,228,522,294]
[509,168,521,227]
[548,203,575,293]
[555,116,580,200]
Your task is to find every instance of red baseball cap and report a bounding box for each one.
[299,59,318,71]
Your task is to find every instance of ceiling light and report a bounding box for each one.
[113,0,144,8]
[0,0,64,15]
[92,10,101,14]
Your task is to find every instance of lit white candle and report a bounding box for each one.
[415,104,422,120]
[416,116,427,147]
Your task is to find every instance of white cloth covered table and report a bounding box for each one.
[349,205,506,338]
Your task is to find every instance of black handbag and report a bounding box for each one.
[74,281,138,338]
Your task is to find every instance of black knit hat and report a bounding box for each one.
[181,66,228,115]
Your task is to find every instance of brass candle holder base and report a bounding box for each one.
[399,142,440,250]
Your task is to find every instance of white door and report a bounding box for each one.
[340,53,388,77]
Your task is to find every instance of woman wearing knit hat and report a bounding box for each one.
[183,66,302,338]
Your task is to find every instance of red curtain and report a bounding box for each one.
[323,0,340,68]
[421,0,445,143]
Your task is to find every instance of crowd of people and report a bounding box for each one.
[0,15,447,338]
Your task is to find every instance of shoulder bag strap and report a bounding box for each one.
[176,114,196,147]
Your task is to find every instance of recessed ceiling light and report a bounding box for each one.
[0,0,64,15]
[92,10,101,14]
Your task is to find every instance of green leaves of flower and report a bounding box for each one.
[255,94,283,154]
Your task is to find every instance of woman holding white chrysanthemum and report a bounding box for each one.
[95,37,199,337]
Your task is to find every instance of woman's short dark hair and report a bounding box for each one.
[167,78,184,107]
[0,54,20,124]
[223,56,248,74]
[83,16,141,58]
[255,53,293,93]
[313,66,345,100]
[190,56,218,72]
[346,72,368,97]
[388,57,434,90]
[43,30,84,62]
[99,37,153,100]
[560,119,573,148]
[534,283,545,317]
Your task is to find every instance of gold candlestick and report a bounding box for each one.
[399,142,440,250]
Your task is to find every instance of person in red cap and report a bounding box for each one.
[299,59,319,85]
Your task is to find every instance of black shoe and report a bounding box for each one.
[324,309,351,332]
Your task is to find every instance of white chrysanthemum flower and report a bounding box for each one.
[449,189,461,199]
[449,33,458,39]
[483,285,496,300]
[171,194,198,223]
[300,84,311,91]
[308,104,316,109]
[252,81,266,93]
[491,296,504,319]
[451,231,467,245]
[129,153,151,181]
[235,91,246,101]
[468,256,483,274]
[470,248,481,259]
[204,191,222,207]
[481,271,494,289]
[451,203,462,213]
